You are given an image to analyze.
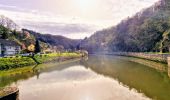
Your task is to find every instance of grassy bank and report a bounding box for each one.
[0,57,36,70]
[33,52,82,64]
[0,53,82,70]
[0,57,82,88]
[0,66,34,76]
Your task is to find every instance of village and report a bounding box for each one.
[0,38,88,57]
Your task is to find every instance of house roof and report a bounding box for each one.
[0,39,20,46]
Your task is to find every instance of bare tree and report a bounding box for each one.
[0,15,19,30]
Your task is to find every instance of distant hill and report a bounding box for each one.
[2,0,169,54]
[0,15,81,52]
[23,29,81,50]
[81,0,170,53]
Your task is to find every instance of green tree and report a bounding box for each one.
[0,25,9,39]
[35,39,41,53]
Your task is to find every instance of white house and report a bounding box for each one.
[0,39,21,56]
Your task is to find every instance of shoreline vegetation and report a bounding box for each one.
[0,52,83,70]
[0,57,82,89]
[0,54,83,98]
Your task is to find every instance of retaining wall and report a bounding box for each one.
[112,52,170,63]
[0,87,19,100]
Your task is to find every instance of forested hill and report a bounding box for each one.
[23,29,81,49]
[81,0,170,53]
[0,15,81,52]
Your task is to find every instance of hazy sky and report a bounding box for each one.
[0,0,158,39]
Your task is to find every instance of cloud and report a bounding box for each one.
[0,7,99,39]
[0,0,159,39]
[21,21,97,34]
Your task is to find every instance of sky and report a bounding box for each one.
[0,0,159,39]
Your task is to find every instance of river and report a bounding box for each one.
[0,55,170,100]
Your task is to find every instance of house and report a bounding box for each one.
[0,39,21,56]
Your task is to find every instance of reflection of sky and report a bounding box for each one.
[0,0,158,39]
[18,65,150,100]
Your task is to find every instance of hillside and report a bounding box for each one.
[1,0,169,54]
[0,15,81,53]
[81,0,170,53]
[23,29,81,50]
[0,15,37,52]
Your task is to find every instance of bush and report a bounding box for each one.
[0,57,36,70]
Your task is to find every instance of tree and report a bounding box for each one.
[0,25,9,39]
[158,29,170,52]
[0,15,18,29]
[27,44,35,52]
[35,39,41,53]
[12,29,17,36]
[57,45,64,52]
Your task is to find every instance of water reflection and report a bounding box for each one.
[0,59,81,88]
[168,66,170,78]
[19,65,149,100]
[0,55,170,100]
[0,71,35,88]
[81,55,170,100]
[122,56,168,72]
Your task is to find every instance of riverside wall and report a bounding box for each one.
[0,87,19,100]
[112,52,170,63]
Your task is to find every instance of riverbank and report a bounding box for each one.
[0,57,82,88]
[0,52,83,70]
[0,57,36,70]
[112,52,170,64]
[33,53,82,64]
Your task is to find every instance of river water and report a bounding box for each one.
[0,55,170,100]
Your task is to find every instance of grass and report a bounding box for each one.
[0,54,80,76]
[0,52,82,70]
[0,57,36,70]
[34,52,82,64]
[0,66,34,76]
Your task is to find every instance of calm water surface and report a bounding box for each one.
[0,55,170,100]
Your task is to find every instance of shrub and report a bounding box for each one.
[0,57,36,70]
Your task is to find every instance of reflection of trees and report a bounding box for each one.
[0,59,82,88]
[125,57,168,72]
[33,65,41,79]
[79,56,89,69]
[81,56,170,100]
[168,66,170,78]
[0,72,35,88]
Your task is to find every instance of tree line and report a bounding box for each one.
[81,0,170,53]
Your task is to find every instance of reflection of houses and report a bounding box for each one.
[0,39,21,56]
[43,48,54,54]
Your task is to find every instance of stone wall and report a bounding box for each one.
[112,52,170,63]
[0,87,19,100]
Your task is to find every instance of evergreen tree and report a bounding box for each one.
[0,25,9,39]
[12,29,17,36]
[35,39,41,53]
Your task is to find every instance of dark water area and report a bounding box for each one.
[0,55,170,100]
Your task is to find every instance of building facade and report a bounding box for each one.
[0,39,21,56]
